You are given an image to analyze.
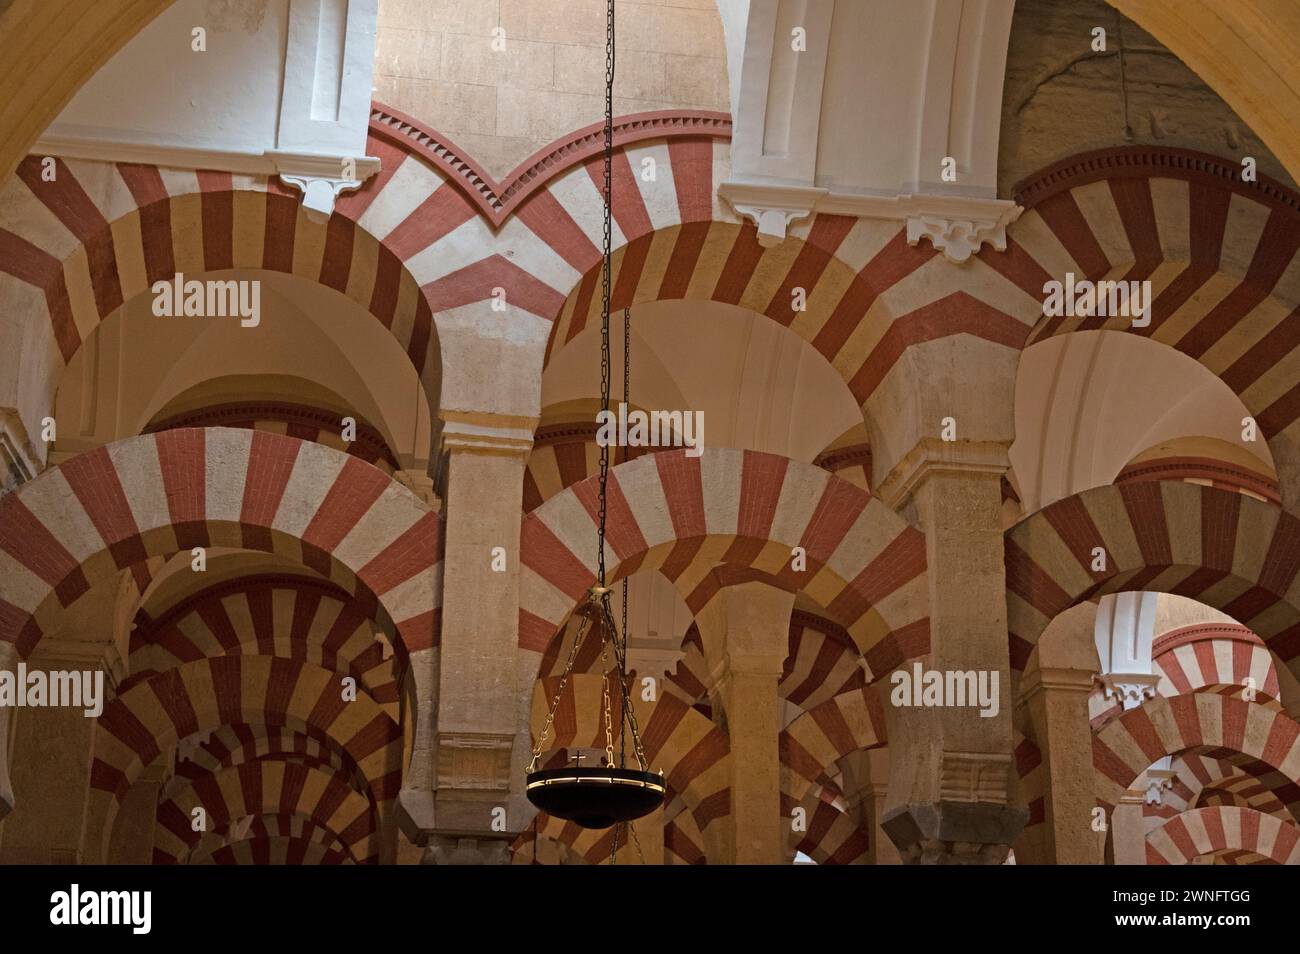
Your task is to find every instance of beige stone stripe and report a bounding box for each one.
[110,211,148,304]
[229,191,268,270]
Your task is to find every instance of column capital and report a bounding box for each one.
[1019,665,1097,702]
[438,410,537,458]
[874,437,1011,511]
[1096,672,1160,709]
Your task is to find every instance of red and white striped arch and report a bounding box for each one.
[519,448,929,685]
[127,575,401,707]
[84,655,403,863]
[1004,481,1300,677]
[171,724,363,796]
[0,428,441,662]
[1154,752,1296,824]
[1091,694,1300,811]
[789,794,871,866]
[193,835,352,866]
[154,760,379,864]
[780,687,888,811]
[1145,806,1300,865]
[995,147,1300,504]
[1154,623,1281,705]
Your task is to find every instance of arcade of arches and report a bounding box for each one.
[2,0,1300,866]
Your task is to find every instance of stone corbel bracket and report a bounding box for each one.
[1096,671,1161,709]
[717,181,825,248]
[271,150,381,224]
[901,195,1023,264]
[718,179,1023,264]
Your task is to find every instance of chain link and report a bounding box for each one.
[528,612,594,772]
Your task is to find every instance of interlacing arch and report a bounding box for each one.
[1145,806,1300,865]
[992,146,1300,504]
[1004,481,1300,678]
[153,760,380,864]
[84,655,403,863]
[1091,694,1300,811]
[518,448,929,682]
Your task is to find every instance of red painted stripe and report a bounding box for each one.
[667,138,713,223]
[1004,537,1074,625]
[763,214,856,326]
[595,149,653,241]
[829,529,926,624]
[847,291,1028,404]
[17,157,125,319]
[520,517,592,602]
[262,193,299,274]
[516,189,601,274]
[421,254,565,320]
[1035,190,1110,278]
[708,223,763,304]
[334,134,408,221]
[383,182,478,262]
[357,510,440,595]
[812,230,933,362]
[302,457,391,554]
[197,171,234,271]
[60,444,147,569]
[654,452,706,539]
[154,428,207,527]
[1118,482,1172,567]
[799,478,867,566]
[240,431,302,533]
[318,214,356,294]
[572,470,645,562]
[367,245,403,328]
[656,220,712,302]
[0,495,89,607]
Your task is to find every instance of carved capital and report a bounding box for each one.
[717,181,824,247]
[422,835,511,866]
[272,151,381,224]
[1143,769,1177,806]
[903,197,1023,264]
[1096,672,1160,709]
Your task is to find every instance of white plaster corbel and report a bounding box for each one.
[718,182,826,247]
[271,151,380,224]
[902,196,1023,264]
[1096,672,1161,709]
[1143,768,1176,806]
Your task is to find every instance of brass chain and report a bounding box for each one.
[528,611,594,772]
[600,639,616,769]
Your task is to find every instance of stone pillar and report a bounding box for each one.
[423,410,534,850]
[1110,791,1147,865]
[876,441,1026,864]
[106,758,171,864]
[0,638,109,863]
[698,581,793,865]
[1022,665,1102,863]
[862,749,901,864]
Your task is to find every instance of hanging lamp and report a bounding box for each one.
[525,0,666,837]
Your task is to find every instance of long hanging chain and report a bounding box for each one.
[596,0,614,592]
